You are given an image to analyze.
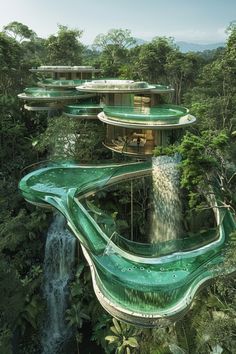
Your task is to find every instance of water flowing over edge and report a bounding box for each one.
[149,155,182,242]
[41,213,76,354]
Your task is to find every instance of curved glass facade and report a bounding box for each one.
[19,161,236,325]
[103,105,189,124]
[64,104,103,118]
[18,66,236,327]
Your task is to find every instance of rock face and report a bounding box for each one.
[149,155,183,242]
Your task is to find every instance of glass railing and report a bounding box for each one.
[103,105,189,124]
[77,80,155,91]
[64,104,103,116]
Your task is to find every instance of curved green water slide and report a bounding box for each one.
[19,161,236,327]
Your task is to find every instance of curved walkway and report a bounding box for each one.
[19,162,236,326]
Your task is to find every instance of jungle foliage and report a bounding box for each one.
[0,21,236,354]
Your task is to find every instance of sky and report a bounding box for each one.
[0,0,235,44]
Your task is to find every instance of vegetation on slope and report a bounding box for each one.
[0,22,235,354]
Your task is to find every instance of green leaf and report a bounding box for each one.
[81,313,90,320]
[86,200,102,215]
[117,346,124,354]
[169,344,187,354]
[112,318,122,334]
[111,325,120,335]
[119,320,128,332]
[105,335,118,344]
[126,337,139,348]
[210,345,223,354]
[32,139,38,147]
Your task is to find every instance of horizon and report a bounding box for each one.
[0,0,235,45]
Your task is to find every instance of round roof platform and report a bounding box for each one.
[76,80,155,93]
[38,79,90,88]
[64,104,103,118]
[30,65,100,73]
[18,87,96,101]
[98,105,196,129]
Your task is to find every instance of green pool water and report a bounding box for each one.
[19,161,236,326]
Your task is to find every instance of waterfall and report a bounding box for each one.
[149,155,182,242]
[41,213,76,354]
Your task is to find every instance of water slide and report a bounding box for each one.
[19,161,236,327]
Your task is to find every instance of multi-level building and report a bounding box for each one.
[18,65,101,115]
[77,79,195,156]
[18,67,236,327]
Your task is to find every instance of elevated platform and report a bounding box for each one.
[38,79,89,88]
[76,80,156,93]
[98,105,196,156]
[18,87,95,101]
[64,104,102,119]
[99,105,196,129]
[30,65,100,73]
[19,161,236,326]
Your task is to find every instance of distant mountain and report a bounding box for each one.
[88,38,225,53]
[176,41,225,53]
[133,37,148,46]
[133,38,225,52]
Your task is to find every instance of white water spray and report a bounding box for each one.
[149,155,182,242]
[41,213,76,354]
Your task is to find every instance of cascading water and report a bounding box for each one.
[41,213,76,354]
[149,155,182,242]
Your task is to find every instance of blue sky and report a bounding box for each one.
[0,0,235,44]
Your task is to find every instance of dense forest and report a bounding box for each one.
[0,21,236,354]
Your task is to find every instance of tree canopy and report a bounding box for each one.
[45,25,84,65]
[3,21,36,42]
[0,20,236,354]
